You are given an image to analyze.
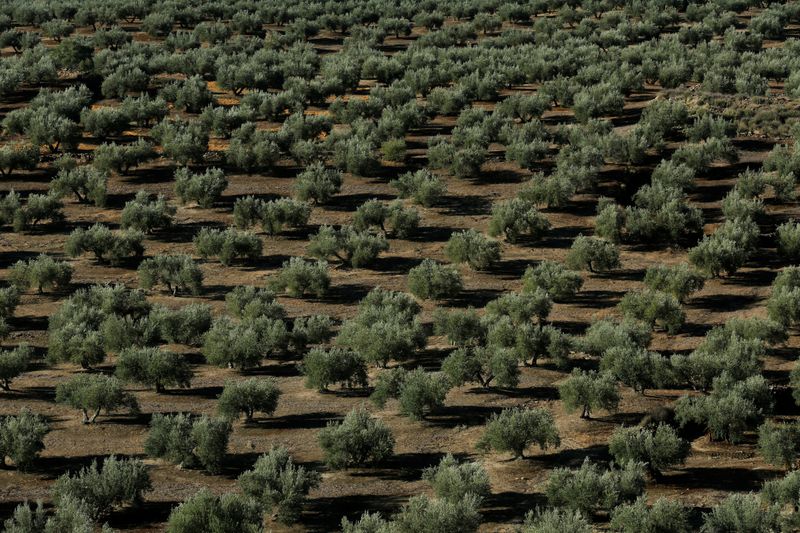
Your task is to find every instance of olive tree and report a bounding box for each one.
[238,446,321,525]
[521,508,592,533]
[777,220,800,262]
[559,369,620,419]
[674,374,771,443]
[194,227,262,265]
[54,374,139,423]
[407,259,463,300]
[120,191,175,233]
[165,489,261,533]
[115,346,192,393]
[488,198,550,243]
[643,263,705,302]
[0,344,30,391]
[202,316,288,370]
[477,407,560,459]
[608,424,690,475]
[93,140,156,175]
[702,493,781,533]
[218,378,281,422]
[370,367,450,420]
[522,261,583,301]
[307,225,389,268]
[0,143,39,177]
[422,454,491,503]
[8,254,72,293]
[545,459,645,515]
[445,229,501,270]
[301,347,367,391]
[318,407,395,469]
[442,346,519,389]
[0,409,49,470]
[144,413,231,474]
[600,345,675,394]
[336,289,426,367]
[758,421,800,471]
[52,456,151,519]
[610,497,691,533]
[138,254,203,295]
[391,169,446,207]
[617,289,685,334]
[566,235,620,273]
[174,167,228,208]
[65,224,144,264]
[270,257,330,298]
[294,162,343,204]
[353,199,419,238]
[150,119,208,165]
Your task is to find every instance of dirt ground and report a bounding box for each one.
[0,14,798,532]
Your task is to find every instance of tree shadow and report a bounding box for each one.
[662,467,774,492]
[349,451,449,482]
[303,494,407,532]
[267,411,342,430]
[438,195,492,216]
[427,404,506,427]
[481,491,546,524]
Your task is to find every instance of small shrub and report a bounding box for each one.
[422,454,490,502]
